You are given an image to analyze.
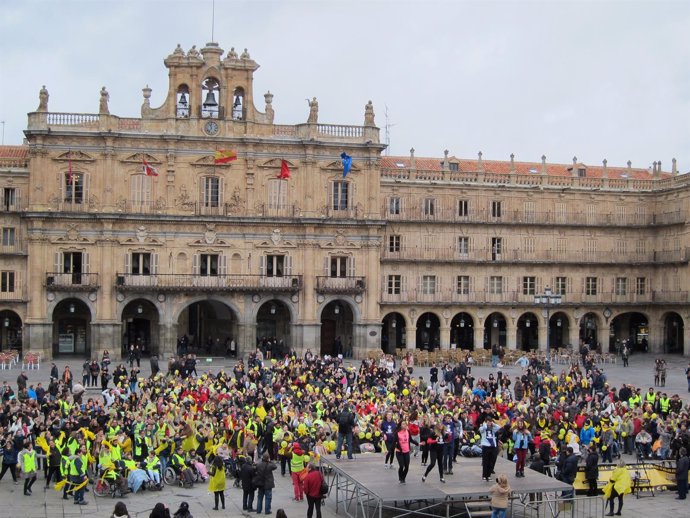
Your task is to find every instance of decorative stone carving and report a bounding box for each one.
[204,225,217,244]
[307,97,318,124]
[227,47,238,59]
[364,100,375,126]
[240,48,250,59]
[154,197,166,210]
[271,229,282,245]
[136,226,148,243]
[37,85,49,112]
[187,45,200,58]
[264,91,274,123]
[99,87,110,115]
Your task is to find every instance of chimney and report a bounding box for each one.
[602,159,608,179]
[672,158,677,175]
[442,149,449,171]
[410,147,416,170]
[573,156,578,165]
[627,160,632,176]
[541,155,547,175]
[510,153,516,173]
[477,151,484,172]
[652,161,657,175]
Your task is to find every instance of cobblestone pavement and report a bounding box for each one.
[1,352,688,517]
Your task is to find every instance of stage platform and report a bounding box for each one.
[321,453,585,518]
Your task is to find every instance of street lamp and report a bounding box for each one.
[534,286,562,353]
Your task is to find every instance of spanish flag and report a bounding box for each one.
[214,150,238,164]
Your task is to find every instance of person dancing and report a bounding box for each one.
[422,422,446,483]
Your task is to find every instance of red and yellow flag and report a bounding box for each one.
[214,150,238,164]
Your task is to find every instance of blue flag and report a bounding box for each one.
[341,152,352,178]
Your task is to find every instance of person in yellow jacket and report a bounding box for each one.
[18,441,38,496]
[208,454,226,510]
[602,459,632,516]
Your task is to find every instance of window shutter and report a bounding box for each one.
[285,255,293,275]
[54,251,61,273]
[124,253,131,274]
[536,277,542,293]
[350,182,356,211]
[259,255,266,276]
[469,276,473,293]
[152,253,159,274]
[83,174,90,205]
[219,255,227,275]
[485,276,490,294]
[83,252,90,274]
[347,256,356,277]
[218,177,225,207]
[323,256,330,276]
[581,277,586,294]
[193,253,199,275]
[401,275,407,294]
[417,275,423,294]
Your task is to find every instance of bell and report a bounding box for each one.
[233,95,242,107]
[178,92,188,106]
[203,90,218,108]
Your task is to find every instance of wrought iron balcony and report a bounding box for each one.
[114,273,302,293]
[316,276,366,294]
[45,272,99,291]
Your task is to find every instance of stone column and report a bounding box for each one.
[91,322,122,360]
[25,322,53,359]
[648,316,664,354]
[537,323,548,351]
[569,319,581,351]
[473,324,484,351]
[406,328,417,350]
[439,325,451,350]
[506,321,518,350]
[158,322,178,358]
[237,322,256,359]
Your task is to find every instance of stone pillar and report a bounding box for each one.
[25,322,53,359]
[569,320,580,352]
[537,323,548,351]
[439,325,451,350]
[406,329,417,350]
[684,324,690,357]
[648,316,664,354]
[91,322,122,360]
[158,322,178,358]
[506,321,517,350]
[237,322,256,359]
[473,324,484,351]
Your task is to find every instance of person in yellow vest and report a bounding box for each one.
[289,442,309,501]
[208,453,226,510]
[69,445,89,505]
[18,441,38,496]
[603,459,631,516]
[143,450,162,487]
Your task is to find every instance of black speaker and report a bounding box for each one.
[355,279,365,289]
[116,275,125,286]
[46,276,55,286]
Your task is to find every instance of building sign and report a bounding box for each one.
[58,333,74,353]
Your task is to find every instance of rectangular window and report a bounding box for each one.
[555,276,568,296]
[3,188,16,211]
[268,179,287,209]
[457,236,469,255]
[523,237,535,254]
[266,255,285,277]
[491,200,502,218]
[2,227,15,246]
[491,237,502,260]
[458,199,469,217]
[1,271,15,292]
[555,202,566,223]
[421,275,436,295]
[330,256,348,278]
[524,201,535,222]
[636,240,646,255]
[556,239,567,254]
[203,177,220,207]
[456,275,470,294]
[522,276,536,295]
[615,240,627,255]
[65,173,84,204]
[62,252,83,274]
[423,198,435,216]
[586,205,596,224]
[585,276,598,296]
[615,277,627,296]
[131,252,152,275]
[449,162,459,172]
[489,276,503,294]
[332,181,349,211]
[389,197,401,215]
[130,174,151,208]
[388,235,401,252]
[199,254,219,276]
[387,275,401,295]
[636,277,647,295]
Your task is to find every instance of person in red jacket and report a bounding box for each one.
[303,461,324,518]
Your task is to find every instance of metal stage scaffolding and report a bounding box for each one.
[321,453,601,518]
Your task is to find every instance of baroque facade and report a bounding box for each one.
[0,42,688,360]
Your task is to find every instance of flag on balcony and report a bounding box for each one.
[341,152,352,178]
[214,149,238,164]
[277,159,291,179]
[142,158,159,176]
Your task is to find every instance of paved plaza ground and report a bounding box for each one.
[0,352,688,517]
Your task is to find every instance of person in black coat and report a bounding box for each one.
[677,448,689,500]
[560,447,579,499]
[584,445,600,496]
[239,459,256,511]
[255,452,277,514]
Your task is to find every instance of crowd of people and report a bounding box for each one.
[1,344,689,518]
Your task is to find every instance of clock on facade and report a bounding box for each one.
[204,121,219,135]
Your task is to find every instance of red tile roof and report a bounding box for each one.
[380,155,670,180]
[0,145,28,159]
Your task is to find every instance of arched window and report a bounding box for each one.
[201,77,220,119]
[176,84,190,118]
[232,87,245,120]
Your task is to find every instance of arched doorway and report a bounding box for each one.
[257,300,291,356]
[121,299,159,356]
[579,312,600,351]
[0,310,22,352]
[320,300,353,356]
[382,312,406,353]
[484,312,507,350]
[416,312,440,350]
[662,312,684,353]
[52,299,91,357]
[549,312,570,350]
[517,312,538,351]
[177,300,237,356]
[610,312,648,353]
[450,312,474,350]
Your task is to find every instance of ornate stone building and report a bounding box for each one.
[0,42,688,359]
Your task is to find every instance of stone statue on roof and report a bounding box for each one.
[307,97,318,124]
[264,91,274,124]
[99,87,110,115]
[173,44,184,55]
[37,85,49,112]
[227,47,238,59]
[188,45,200,58]
[240,48,250,60]
[364,100,375,126]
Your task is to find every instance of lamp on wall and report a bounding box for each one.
[557,318,562,327]
[493,319,498,328]
[460,318,465,328]
[391,319,397,328]
[3,317,9,328]
[425,318,431,328]
[525,320,531,328]
[270,304,276,315]
[69,303,75,313]
[334,304,340,315]
[137,304,143,314]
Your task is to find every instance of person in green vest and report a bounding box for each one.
[659,393,670,418]
[143,450,162,487]
[18,441,38,496]
[69,445,89,505]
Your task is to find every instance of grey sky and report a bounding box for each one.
[1,0,689,171]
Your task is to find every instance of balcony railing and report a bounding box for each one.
[316,276,366,294]
[381,248,690,264]
[46,272,99,291]
[0,240,26,255]
[114,273,302,293]
[380,289,678,305]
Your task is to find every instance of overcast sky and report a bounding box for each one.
[2,0,689,171]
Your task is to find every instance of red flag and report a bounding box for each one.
[142,158,159,176]
[67,152,73,184]
[278,159,291,179]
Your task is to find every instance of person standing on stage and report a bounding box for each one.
[381,412,397,469]
[422,422,446,483]
[512,418,531,478]
[392,419,417,484]
[479,415,501,481]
